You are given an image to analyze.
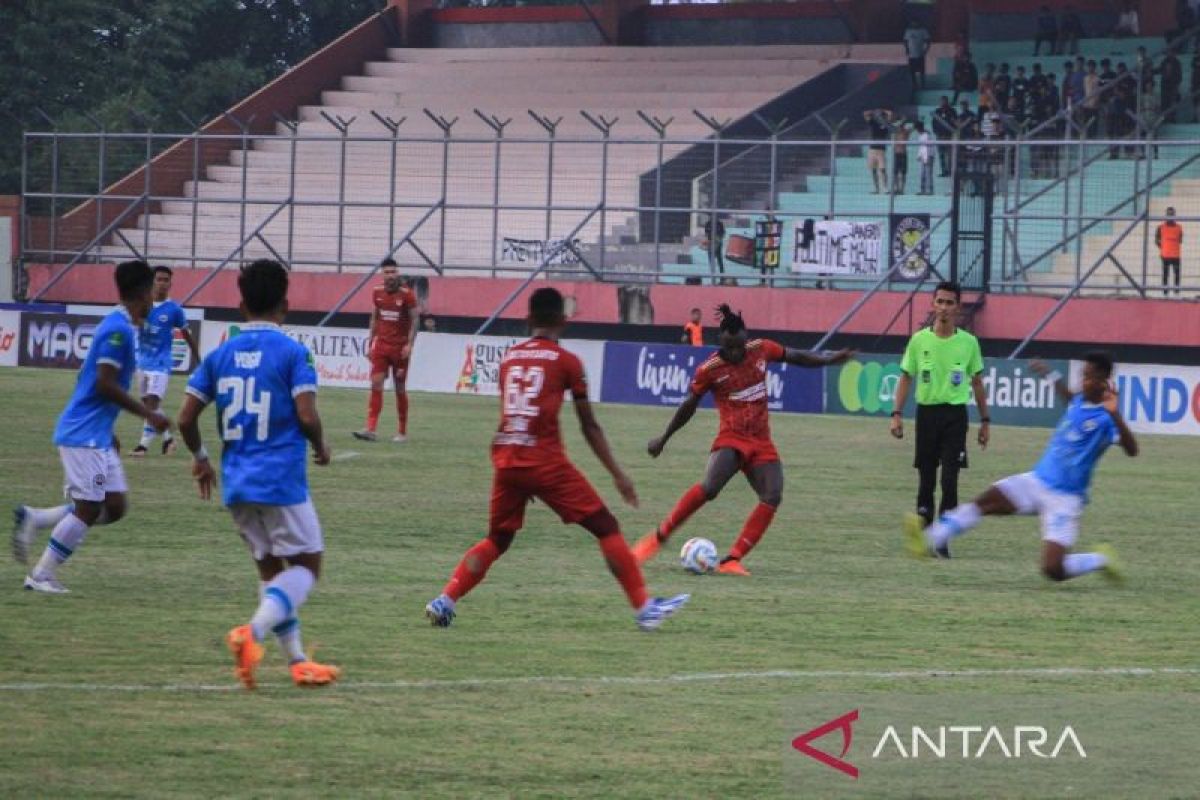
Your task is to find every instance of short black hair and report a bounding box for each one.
[934,280,962,301]
[529,287,565,326]
[114,260,154,301]
[239,259,289,315]
[381,257,398,268]
[690,307,701,314]
[153,265,173,277]
[716,303,746,335]
[1084,351,1114,380]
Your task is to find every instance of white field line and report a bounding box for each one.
[0,666,1196,694]
[331,451,361,462]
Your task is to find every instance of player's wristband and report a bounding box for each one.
[891,411,902,418]
[1046,370,1063,384]
[193,446,209,462]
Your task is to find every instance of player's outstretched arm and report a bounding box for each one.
[782,346,856,367]
[573,397,638,507]
[1104,387,1139,457]
[648,391,701,458]
[96,364,169,432]
[1030,360,1075,403]
[177,394,216,499]
[295,391,331,465]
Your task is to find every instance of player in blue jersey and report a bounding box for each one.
[12,261,171,593]
[177,259,340,689]
[905,352,1139,583]
[131,266,198,457]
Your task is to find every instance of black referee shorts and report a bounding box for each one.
[914,403,969,471]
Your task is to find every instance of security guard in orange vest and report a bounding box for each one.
[1155,206,1183,296]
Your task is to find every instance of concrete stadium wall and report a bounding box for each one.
[23,263,1200,351]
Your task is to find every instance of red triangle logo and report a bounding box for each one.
[791,709,859,779]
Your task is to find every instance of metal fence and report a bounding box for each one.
[20,119,1200,303]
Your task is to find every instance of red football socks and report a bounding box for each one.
[658,484,708,542]
[396,391,409,435]
[729,502,777,560]
[366,388,383,432]
[443,537,502,601]
[597,534,649,609]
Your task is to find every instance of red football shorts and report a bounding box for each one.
[370,343,409,381]
[711,435,780,471]
[489,461,606,534]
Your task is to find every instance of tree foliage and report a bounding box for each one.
[0,0,385,195]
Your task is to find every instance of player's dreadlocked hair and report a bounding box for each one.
[716,303,746,335]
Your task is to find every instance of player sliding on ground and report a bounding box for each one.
[177,259,340,689]
[905,352,1137,583]
[632,305,854,575]
[12,260,170,593]
[425,288,690,631]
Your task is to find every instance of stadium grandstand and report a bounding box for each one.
[8,0,1200,348]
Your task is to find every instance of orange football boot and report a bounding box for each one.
[717,559,751,576]
[226,624,265,690]
[630,531,662,565]
[290,660,342,688]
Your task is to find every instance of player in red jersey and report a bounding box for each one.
[354,258,418,443]
[632,304,853,575]
[425,288,690,631]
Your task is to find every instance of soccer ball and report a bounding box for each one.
[679,537,719,574]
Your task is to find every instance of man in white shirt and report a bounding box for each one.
[914,121,935,195]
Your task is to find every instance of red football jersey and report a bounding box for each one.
[690,339,786,441]
[372,286,417,347]
[491,337,588,469]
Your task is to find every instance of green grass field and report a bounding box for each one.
[1,366,1197,798]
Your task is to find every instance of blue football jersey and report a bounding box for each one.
[53,308,138,449]
[138,299,188,372]
[1033,395,1119,499]
[186,323,317,506]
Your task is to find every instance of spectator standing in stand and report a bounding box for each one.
[915,121,936,195]
[904,19,932,90]
[1113,1,1139,37]
[1081,60,1101,133]
[952,52,978,104]
[1035,6,1059,56]
[934,96,958,177]
[993,64,1012,113]
[1136,46,1155,95]
[978,64,997,116]
[1192,55,1200,121]
[864,108,895,194]
[1159,47,1184,122]
[1058,6,1084,55]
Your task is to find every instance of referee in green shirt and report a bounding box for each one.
[890,281,990,533]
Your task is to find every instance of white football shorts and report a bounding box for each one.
[994,471,1084,548]
[229,498,324,560]
[138,370,170,400]
[59,446,128,502]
